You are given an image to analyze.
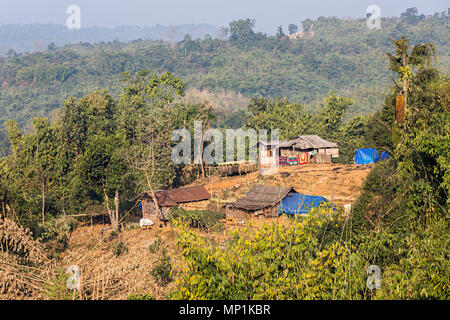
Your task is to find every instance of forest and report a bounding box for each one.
[0,8,449,300]
[0,10,449,155]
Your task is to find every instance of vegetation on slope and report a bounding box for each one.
[0,10,448,154]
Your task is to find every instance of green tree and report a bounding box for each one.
[318,93,353,139]
[228,19,256,42]
[288,24,298,35]
[276,26,285,39]
[387,36,437,115]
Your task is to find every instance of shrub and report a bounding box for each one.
[127,293,156,300]
[150,248,173,286]
[148,237,163,253]
[111,241,128,258]
[169,207,225,231]
[42,269,72,300]
[36,216,77,253]
[172,210,367,300]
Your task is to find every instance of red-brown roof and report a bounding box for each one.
[143,185,211,207]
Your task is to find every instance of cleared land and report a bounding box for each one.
[57,163,372,299]
[195,163,372,207]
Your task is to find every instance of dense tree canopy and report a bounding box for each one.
[0,14,448,155]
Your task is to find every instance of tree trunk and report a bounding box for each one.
[144,170,161,220]
[104,189,119,231]
[114,189,119,229]
[199,120,208,178]
[41,184,45,224]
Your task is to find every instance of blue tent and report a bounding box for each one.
[354,148,389,165]
[278,193,331,215]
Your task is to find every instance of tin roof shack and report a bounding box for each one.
[278,135,338,164]
[227,185,298,219]
[141,185,211,221]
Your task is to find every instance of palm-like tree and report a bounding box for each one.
[387,36,437,118]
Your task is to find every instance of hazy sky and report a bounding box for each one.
[0,0,448,33]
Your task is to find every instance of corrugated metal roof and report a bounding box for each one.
[143,185,211,206]
[278,135,337,149]
[234,185,297,211]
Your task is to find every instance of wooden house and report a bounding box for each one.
[140,185,211,221]
[226,185,298,219]
[258,135,338,166]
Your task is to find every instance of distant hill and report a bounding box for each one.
[0,14,448,155]
[0,23,220,55]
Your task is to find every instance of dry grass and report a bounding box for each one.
[0,217,55,299]
[59,223,183,300]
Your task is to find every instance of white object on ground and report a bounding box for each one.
[140,218,154,228]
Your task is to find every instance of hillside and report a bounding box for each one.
[0,23,220,55]
[56,163,371,300]
[0,14,448,155]
[194,163,372,206]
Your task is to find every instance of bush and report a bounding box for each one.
[111,241,128,258]
[169,207,226,231]
[150,248,173,286]
[42,269,72,300]
[37,215,77,243]
[148,237,163,253]
[172,210,367,299]
[127,293,156,300]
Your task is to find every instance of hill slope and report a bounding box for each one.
[0,15,448,154]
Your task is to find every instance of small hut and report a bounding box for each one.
[278,135,338,164]
[227,185,298,219]
[140,185,211,221]
[257,135,338,166]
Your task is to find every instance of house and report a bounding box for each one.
[140,185,211,221]
[258,135,339,166]
[258,140,287,166]
[226,185,298,219]
[226,184,334,219]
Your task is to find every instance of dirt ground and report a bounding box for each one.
[194,163,372,207]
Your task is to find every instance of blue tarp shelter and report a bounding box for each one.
[354,148,389,165]
[278,193,331,215]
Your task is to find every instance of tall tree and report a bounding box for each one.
[387,36,436,120]
[228,19,256,42]
[276,26,285,39]
[288,24,298,35]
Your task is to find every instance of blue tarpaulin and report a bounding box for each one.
[354,148,389,165]
[278,193,330,215]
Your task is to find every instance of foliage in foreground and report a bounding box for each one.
[172,207,448,300]
[169,207,226,231]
